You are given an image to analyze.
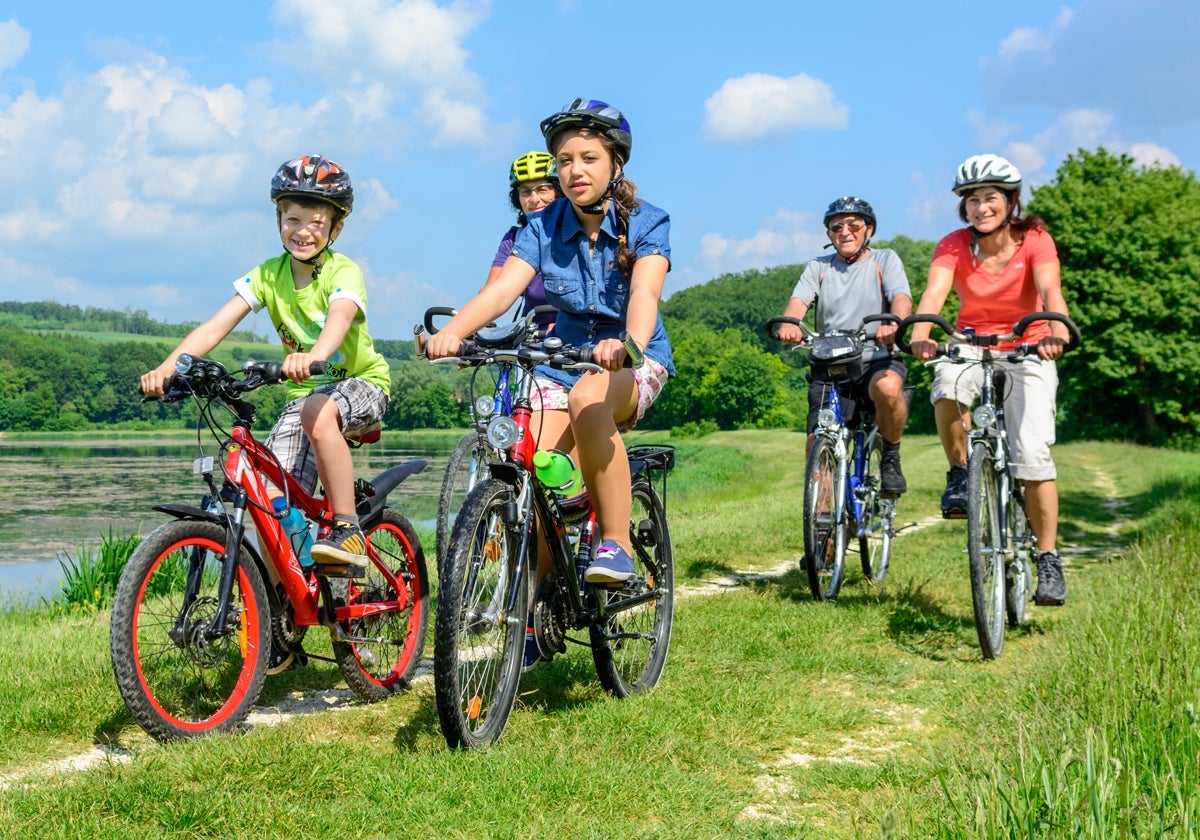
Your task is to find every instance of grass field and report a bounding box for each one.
[0,431,1196,838]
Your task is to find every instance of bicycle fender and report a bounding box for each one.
[358,459,428,524]
[151,503,224,524]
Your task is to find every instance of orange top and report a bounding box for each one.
[931,226,1059,349]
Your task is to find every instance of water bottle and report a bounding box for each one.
[533,450,582,496]
[273,497,314,567]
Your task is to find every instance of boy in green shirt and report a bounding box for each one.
[140,154,390,581]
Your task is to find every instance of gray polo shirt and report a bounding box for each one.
[789,248,911,359]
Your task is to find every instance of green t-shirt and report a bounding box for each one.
[233,251,391,400]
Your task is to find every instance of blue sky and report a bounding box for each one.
[1,0,1196,342]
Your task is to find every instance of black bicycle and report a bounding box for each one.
[426,318,675,749]
[896,311,1080,658]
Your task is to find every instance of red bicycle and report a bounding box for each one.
[110,355,429,741]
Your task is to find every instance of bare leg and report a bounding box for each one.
[301,394,356,516]
[1023,478,1058,553]
[934,398,970,467]
[568,369,639,553]
[868,369,908,443]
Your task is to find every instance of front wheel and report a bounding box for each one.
[433,478,528,749]
[109,520,269,741]
[858,441,893,583]
[591,476,675,697]
[804,435,847,601]
[333,508,429,700]
[967,442,1006,659]
[435,433,491,578]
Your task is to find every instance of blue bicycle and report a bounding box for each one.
[767,314,899,600]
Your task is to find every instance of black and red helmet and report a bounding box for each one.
[540,98,633,163]
[270,155,354,215]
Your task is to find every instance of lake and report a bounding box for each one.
[0,436,453,602]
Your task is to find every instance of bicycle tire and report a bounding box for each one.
[333,507,430,699]
[858,440,893,583]
[435,432,491,578]
[804,435,847,601]
[967,442,1006,659]
[109,520,270,741]
[433,478,527,749]
[591,475,675,698]
[1006,483,1032,628]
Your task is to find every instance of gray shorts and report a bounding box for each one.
[930,348,1058,480]
[264,377,389,493]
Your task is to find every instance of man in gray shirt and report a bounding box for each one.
[777,197,913,496]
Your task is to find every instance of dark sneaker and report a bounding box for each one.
[1034,551,1067,605]
[585,540,637,584]
[267,642,296,675]
[310,523,369,578]
[941,466,968,519]
[880,447,907,497]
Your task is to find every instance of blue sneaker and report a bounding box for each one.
[585,540,638,584]
[522,609,551,672]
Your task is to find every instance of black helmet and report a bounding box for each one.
[540,98,633,163]
[270,154,354,215]
[823,196,876,229]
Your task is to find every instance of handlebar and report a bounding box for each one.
[764,312,900,344]
[894,312,1081,357]
[139,355,328,401]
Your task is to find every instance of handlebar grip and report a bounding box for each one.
[764,315,815,342]
[619,331,644,368]
[423,306,457,335]
[895,313,956,354]
[1012,311,1082,352]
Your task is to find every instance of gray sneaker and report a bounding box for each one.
[1034,551,1067,605]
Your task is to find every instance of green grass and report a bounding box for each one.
[0,432,1197,838]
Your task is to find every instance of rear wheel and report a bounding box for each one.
[333,508,429,699]
[1006,481,1032,627]
[433,478,527,749]
[591,476,674,697]
[858,440,893,583]
[435,433,491,577]
[804,435,847,601]
[109,520,269,741]
[967,442,1006,659]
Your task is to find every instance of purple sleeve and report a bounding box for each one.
[492,227,517,269]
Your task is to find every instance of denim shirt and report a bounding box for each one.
[513,197,675,388]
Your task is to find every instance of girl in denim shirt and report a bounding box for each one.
[426,98,674,590]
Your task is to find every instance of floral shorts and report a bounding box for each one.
[530,357,669,432]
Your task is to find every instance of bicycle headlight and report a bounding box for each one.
[974,404,997,429]
[817,408,837,429]
[486,415,520,450]
[473,395,495,419]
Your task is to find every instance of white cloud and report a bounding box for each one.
[0,19,30,72]
[270,0,492,146]
[1128,142,1180,168]
[703,72,849,143]
[699,209,827,275]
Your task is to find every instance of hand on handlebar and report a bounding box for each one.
[139,364,176,397]
[1035,334,1067,362]
[910,338,940,361]
[777,322,808,345]
[425,330,464,360]
[282,352,325,383]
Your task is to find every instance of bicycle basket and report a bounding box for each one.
[809,335,863,382]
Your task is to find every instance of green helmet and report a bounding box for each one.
[509,151,556,186]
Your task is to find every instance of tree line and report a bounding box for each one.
[1,148,1197,448]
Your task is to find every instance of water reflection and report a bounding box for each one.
[0,436,453,599]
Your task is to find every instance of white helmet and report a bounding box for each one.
[953,154,1022,196]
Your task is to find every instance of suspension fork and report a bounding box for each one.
[205,486,250,641]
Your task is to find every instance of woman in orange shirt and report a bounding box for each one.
[909,154,1072,606]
